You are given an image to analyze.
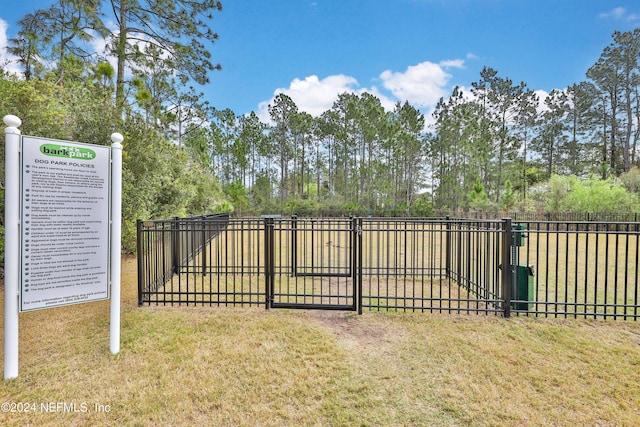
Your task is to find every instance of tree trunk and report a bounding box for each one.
[115,1,128,115]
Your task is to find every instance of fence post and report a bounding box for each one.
[264,217,275,309]
[356,217,363,315]
[136,219,144,306]
[351,217,356,309]
[502,218,513,318]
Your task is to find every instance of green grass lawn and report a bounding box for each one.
[2,255,640,426]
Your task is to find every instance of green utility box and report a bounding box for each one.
[512,224,526,247]
[513,264,534,310]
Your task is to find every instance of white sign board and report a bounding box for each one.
[20,137,111,311]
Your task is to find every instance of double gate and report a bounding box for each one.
[266,216,360,311]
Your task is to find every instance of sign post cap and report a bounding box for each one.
[3,115,22,128]
[111,133,124,144]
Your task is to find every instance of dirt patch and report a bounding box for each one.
[302,310,408,354]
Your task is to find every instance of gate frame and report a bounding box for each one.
[265,216,361,312]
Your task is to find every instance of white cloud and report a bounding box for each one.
[257,73,394,122]
[256,58,465,122]
[0,19,8,50]
[599,7,640,21]
[439,59,465,69]
[280,74,359,116]
[612,6,626,19]
[0,18,22,75]
[627,12,640,21]
[379,60,458,108]
[534,89,550,114]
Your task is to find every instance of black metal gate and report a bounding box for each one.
[265,216,360,311]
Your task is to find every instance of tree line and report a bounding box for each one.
[2,0,640,255]
[183,26,640,215]
[184,93,430,215]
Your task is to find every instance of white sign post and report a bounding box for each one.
[4,115,21,380]
[3,115,123,380]
[110,133,123,355]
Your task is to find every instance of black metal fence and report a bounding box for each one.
[137,215,640,320]
[136,213,230,304]
[508,220,640,319]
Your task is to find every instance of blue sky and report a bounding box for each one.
[1,1,640,122]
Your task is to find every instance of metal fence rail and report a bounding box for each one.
[137,216,640,320]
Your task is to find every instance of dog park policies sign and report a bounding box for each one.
[20,137,111,311]
[4,114,123,380]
